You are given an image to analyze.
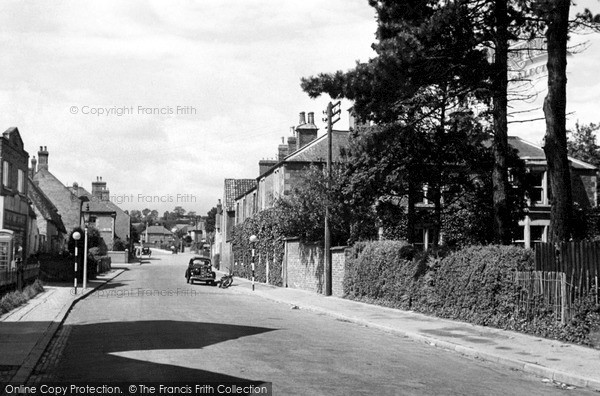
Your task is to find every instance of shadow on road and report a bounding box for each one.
[39,320,277,384]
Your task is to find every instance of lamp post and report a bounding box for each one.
[249,235,258,291]
[72,231,81,295]
[83,206,90,290]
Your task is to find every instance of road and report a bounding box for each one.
[30,250,595,395]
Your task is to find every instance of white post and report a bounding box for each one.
[83,226,88,289]
[74,245,78,294]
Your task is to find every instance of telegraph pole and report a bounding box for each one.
[323,101,341,296]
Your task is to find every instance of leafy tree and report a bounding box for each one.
[205,207,217,233]
[274,164,376,245]
[129,210,142,223]
[567,122,600,167]
[173,206,186,218]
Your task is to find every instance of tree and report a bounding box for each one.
[567,122,600,167]
[129,210,142,223]
[205,207,217,233]
[173,206,186,218]
[274,164,376,245]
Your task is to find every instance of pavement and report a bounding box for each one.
[1,252,600,392]
[0,267,128,386]
[217,272,600,392]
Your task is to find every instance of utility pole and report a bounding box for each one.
[323,101,341,296]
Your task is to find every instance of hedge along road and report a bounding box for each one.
[29,252,596,396]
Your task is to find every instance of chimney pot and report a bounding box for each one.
[299,112,306,125]
[307,112,315,124]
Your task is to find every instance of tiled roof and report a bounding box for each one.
[27,179,67,233]
[144,225,173,235]
[507,136,596,170]
[224,179,256,211]
[286,130,349,162]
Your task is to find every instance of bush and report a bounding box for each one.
[0,280,44,315]
[112,238,127,252]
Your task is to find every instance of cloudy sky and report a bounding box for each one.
[0,1,599,215]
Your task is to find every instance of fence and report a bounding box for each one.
[0,263,40,288]
[515,241,600,324]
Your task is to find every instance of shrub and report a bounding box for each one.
[112,238,127,252]
[0,280,45,315]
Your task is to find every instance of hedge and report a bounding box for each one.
[344,241,600,347]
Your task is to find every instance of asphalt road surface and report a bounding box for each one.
[31,251,596,395]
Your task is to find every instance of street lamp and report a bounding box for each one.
[82,206,90,290]
[72,231,81,294]
[249,235,258,291]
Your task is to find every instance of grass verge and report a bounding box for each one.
[0,280,45,315]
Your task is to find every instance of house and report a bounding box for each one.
[31,146,88,241]
[405,136,597,250]
[508,136,597,248]
[141,225,174,245]
[27,177,67,254]
[219,179,256,272]
[235,111,350,225]
[0,127,32,270]
[70,177,131,250]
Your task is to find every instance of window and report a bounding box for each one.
[2,161,9,188]
[17,169,24,193]
[529,171,546,204]
[530,225,546,244]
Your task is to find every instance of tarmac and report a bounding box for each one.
[1,253,599,392]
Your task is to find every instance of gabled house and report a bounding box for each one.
[27,178,66,254]
[508,136,597,248]
[141,225,174,245]
[69,176,131,250]
[31,147,87,242]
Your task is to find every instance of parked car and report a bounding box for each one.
[141,247,151,257]
[185,257,216,285]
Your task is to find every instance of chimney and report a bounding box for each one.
[295,111,318,149]
[92,176,109,201]
[259,159,277,175]
[299,112,306,125]
[287,135,297,154]
[348,107,357,131]
[29,156,37,178]
[38,146,49,171]
[278,137,289,161]
[72,182,79,196]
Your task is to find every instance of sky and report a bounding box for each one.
[0,1,599,215]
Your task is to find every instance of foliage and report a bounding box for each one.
[567,121,600,168]
[0,280,44,315]
[273,164,377,246]
[112,238,127,252]
[205,207,218,233]
[231,208,285,286]
[343,241,600,346]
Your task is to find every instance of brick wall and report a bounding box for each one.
[284,239,347,296]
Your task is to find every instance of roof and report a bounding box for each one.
[2,127,25,152]
[224,179,256,211]
[286,130,349,162]
[27,179,67,233]
[144,225,173,235]
[507,136,596,170]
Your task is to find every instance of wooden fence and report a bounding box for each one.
[535,241,600,301]
[515,241,600,324]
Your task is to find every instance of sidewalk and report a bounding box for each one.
[0,268,125,385]
[221,272,600,392]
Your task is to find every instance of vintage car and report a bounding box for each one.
[141,247,152,257]
[185,257,216,285]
